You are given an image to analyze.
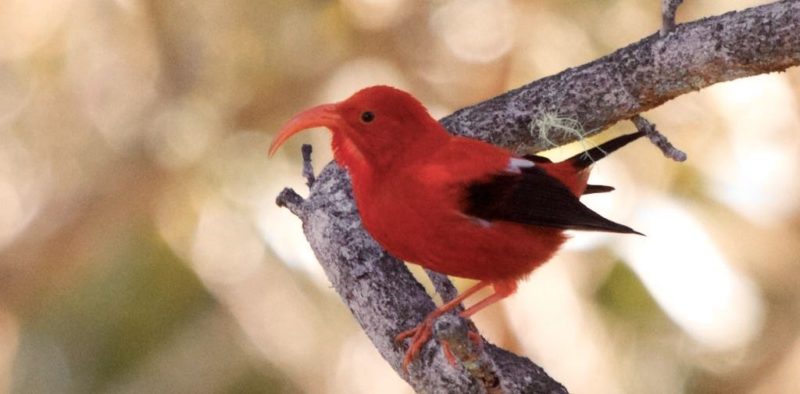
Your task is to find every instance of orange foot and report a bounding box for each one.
[396,314,485,372]
[440,328,484,367]
[395,313,439,372]
[395,280,504,372]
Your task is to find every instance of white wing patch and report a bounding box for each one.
[472,217,492,228]
[505,157,535,174]
[459,213,493,228]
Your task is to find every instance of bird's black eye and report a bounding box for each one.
[360,111,375,123]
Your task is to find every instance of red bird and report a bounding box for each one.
[270,86,644,369]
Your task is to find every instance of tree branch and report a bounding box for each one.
[442,0,800,152]
[276,1,800,392]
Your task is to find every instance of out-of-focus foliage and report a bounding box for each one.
[0,0,798,393]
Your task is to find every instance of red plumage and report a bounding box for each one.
[270,86,643,370]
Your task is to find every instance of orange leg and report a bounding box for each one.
[396,279,517,371]
[396,280,490,371]
[460,280,517,318]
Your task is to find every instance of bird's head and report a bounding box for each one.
[269,86,447,170]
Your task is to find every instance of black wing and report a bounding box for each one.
[464,166,641,234]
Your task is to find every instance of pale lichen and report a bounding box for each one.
[529,112,605,163]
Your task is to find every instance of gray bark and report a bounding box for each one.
[276,1,800,392]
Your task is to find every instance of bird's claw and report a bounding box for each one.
[396,314,485,373]
[396,317,435,373]
[441,341,457,366]
[441,326,483,367]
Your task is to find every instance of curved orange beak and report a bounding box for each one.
[268,104,341,157]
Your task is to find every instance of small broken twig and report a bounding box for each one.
[302,144,316,188]
[631,115,687,162]
[276,188,306,217]
[276,145,317,217]
[661,0,685,36]
[424,269,460,305]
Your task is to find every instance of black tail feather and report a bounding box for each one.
[583,184,615,194]
[568,131,645,170]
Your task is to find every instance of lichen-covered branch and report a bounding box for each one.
[276,1,800,393]
[442,0,800,152]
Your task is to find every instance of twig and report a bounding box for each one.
[275,145,315,217]
[302,144,316,188]
[276,188,306,218]
[661,0,685,36]
[424,269,460,305]
[631,115,688,162]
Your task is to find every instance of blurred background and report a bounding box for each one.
[0,0,798,393]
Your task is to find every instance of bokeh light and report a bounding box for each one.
[618,198,765,352]
[430,0,515,64]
